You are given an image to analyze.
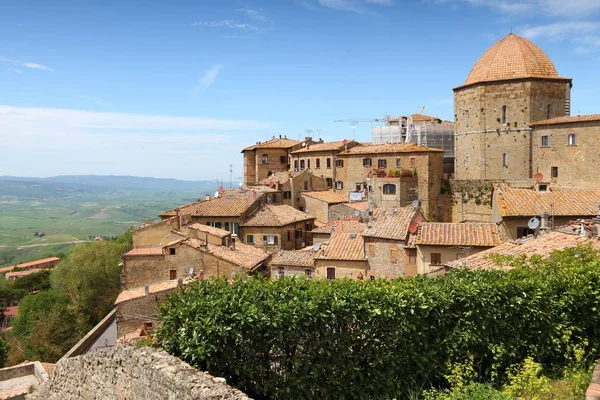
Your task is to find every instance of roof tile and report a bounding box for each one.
[302,190,349,204]
[530,114,600,126]
[290,140,357,154]
[416,222,501,247]
[317,222,366,261]
[242,204,315,227]
[271,248,316,267]
[161,188,265,217]
[242,138,302,151]
[364,206,420,240]
[338,142,443,155]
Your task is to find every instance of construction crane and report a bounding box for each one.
[334,117,390,140]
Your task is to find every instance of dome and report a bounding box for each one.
[463,33,563,87]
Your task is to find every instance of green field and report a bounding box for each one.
[0,177,217,266]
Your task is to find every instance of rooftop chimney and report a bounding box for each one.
[279,134,282,139]
[144,285,149,296]
[540,211,549,232]
[231,237,236,251]
[580,219,586,237]
[205,193,211,201]
[175,208,181,231]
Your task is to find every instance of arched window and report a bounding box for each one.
[382,184,396,195]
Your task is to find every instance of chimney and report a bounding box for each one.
[231,237,236,251]
[580,219,586,236]
[144,285,149,296]
[175,208,181,231]
[279,134,282,139]
[205,193,211,201]
[305,136,312,143]
[540,211,549,232]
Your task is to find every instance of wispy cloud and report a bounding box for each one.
[0,56,55,72]
[77,95,113,108]
[236,7,268,22]
[315,0,392,13]
[432,0,600,17]
[519,21,598,40]
[198,64,222,90]
[191,20,259,31]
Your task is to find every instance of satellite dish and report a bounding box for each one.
[411,199,420,208]
[305,207,311,213]
[528,217,540,230]
[353,210,360,217]
[408,223,418,234]
[534,173,544,183]
[188,266,195,276]
[313,243,321,251]
[214,191,219,198]
[238,182,243,188]
[302,142,306,147]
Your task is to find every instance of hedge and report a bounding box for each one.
[157,247,600,399]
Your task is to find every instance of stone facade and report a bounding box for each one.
[314,259,368,280]
[27,345,249,400]
[121,254,166,291]
[416,244,491,275]
[364,238,413,278]
[132,218,179,248]
[241,222,314,253]
[115,288,175,338]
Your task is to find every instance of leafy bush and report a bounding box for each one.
[157,247,600,399]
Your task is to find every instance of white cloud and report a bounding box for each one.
[22,62,55,72]
[0,106,271,180]
[0,57,55,72]
[236,7,268,22]
[191,20,259,31]
[519,21,598,40]
[433,0,600,17]
[315,0,391,13]
[198,64,222,89]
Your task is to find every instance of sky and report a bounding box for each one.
[1,0,599,181]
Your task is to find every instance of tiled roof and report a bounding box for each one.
[115,280,182,305]
[411,113,442,122]
[4,306,18,318]
[123,248,164,257]
[182,237,269,270]
[530,114,600,126]
[317,222,366,261]
[187,223,231,238]
[446,231,600,271]
[338,201,370,212]
[495,184,600,217]
[160,189,264,217]
[302,190,348,204]
[257,170,305,186]
[242,138,301,151]
[242,204,315,227]
[133,217,175,232]
[271,248,316,267]
[6,269,43,279]
[290,140,356,154]
[311,218,365,234]
[0,257,60,274]
[416,222,501,247]
[364,206,420,241]
[459,33,569,89]
[338,142,443,155]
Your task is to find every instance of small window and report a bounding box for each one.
[169,248,176,256]
[224,222,230,231]
[280,156,286,164]
[538,184,548,192]
[326,178,333,188]
[287,231,291,241]
[305,269,312,279]
[547,104,551,119]
[501,105,507,125]
[283,191,291,199]
[316,158,321,169]
[231,223,239,236]
[169,270,177,280]
[396,158,401,168]
[517,227,534,238]
[336,181,343,190]
[304,181,308,191]
[355,183,362,192]
[378,159,387,169]
[335,159,344,167]
[410,158,416,168]
[568,134,576,146]
[382,184,396,195]
[300,160,305,169]
[326,267,335,280]
[408,249,416,264]
[502,153,508,168]
[294,160,298,170]
[541,136,549,147]
[363,158,372,167]
[431,253,442,265]
[326,158,331,168]
[265,235,277,245]
[262,154,268,164]
[307,159,311,169]
[247,234,254,244]
[551,166,558,178]
[277,267,285,279]
[464,110,470,128]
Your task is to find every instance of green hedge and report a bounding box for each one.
[157,247,600,399]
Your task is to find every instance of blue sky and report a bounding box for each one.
[1,0,599,181]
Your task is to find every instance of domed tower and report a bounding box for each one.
[454,33,572,181]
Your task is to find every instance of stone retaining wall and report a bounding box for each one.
[27,345,250,400]
[586,362,600,399]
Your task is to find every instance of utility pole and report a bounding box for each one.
[229,164,233,189]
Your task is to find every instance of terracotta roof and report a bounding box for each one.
[364,207,420,241]
[187,223,231,238]
[458,33,569,89]
[411,113,442,122]
[4,306,18,318]
[161,189,264,217]
[115,279,181,305]
[338,201,370,212]
[302,190,348,204]
[242,137,302,151]
[133,217,175,232]
[182,237,269,271]
[446,231,600,271]
[338,142,443,155]
[6,269,43,279]
[271,248,316,267]
[416,222,501,247]
[311,218,363,234]
[0,256,60,274]
[123,248,164,257]
[495,184,600,217]
[317,222,366,261]
[242,204,315,227]
[290,140,356,154]
[529,114,600,126]
[257,170,305,186]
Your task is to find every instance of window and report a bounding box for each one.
[283,191,291,199]
[326,158,331,168]
[209,222,222,229]
[356,183,362,192]
[541,135,550,147]
[169,270,177,280]
[551,166,558,178]
[382,184,396,195]
[224,222,230,232]
[390,247,399,263]
[368,244,376,256]
[538,184,548,192]
[568,134,576,146]
[410,158,416,168]
[294,160,298,170]
[262,154,268,164]
[326,178,333,188]
[169,248,176,256]
[280,156,286,164]
[335,159,344,167]
[307,159,311,169]
[247,235,254,244]
[277,267,285,279]
[378,159,387,169]
[517,227,534,238]
[547,104,552,119]
[300,160,305,169]
[501,105,507,124]
[431,253,442,265]
[326,267,336,280]
[230,222,239,236]
[264,235,278,245]
[362,158,372,167]
[336,181,343,190]
[464,110,470,128]
[316,158,320,169]
[304,181,308,191]
[502,153,508,168]
[287,231,291,241]
[396,158,401,168]
[305,269,312,279]
[407,249,416,264]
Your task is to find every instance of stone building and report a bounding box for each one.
[240,204,315,253]
[336,143,443,220]
[301,190,350,223]
[310,217,362,244]
[329,201,370,222]
[269,248,317,279]
[314,219,368,280]
[242,136,315,186]
[289,140,359,187]
[254,170,328,210]
[415,222,501,275]
[132,218,181,248]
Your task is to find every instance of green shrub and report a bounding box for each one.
[157,247,600,399]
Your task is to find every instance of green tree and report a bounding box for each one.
[12,270,51,293]
[0,338,9,368]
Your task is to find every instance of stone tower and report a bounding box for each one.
[454,33,572,182]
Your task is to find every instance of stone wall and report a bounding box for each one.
[364,238,407,278]
[289,150,340,182]
[242,222,313,253]
[116,289,174,338]
[314,259,368,280]
[27,345,249,400]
